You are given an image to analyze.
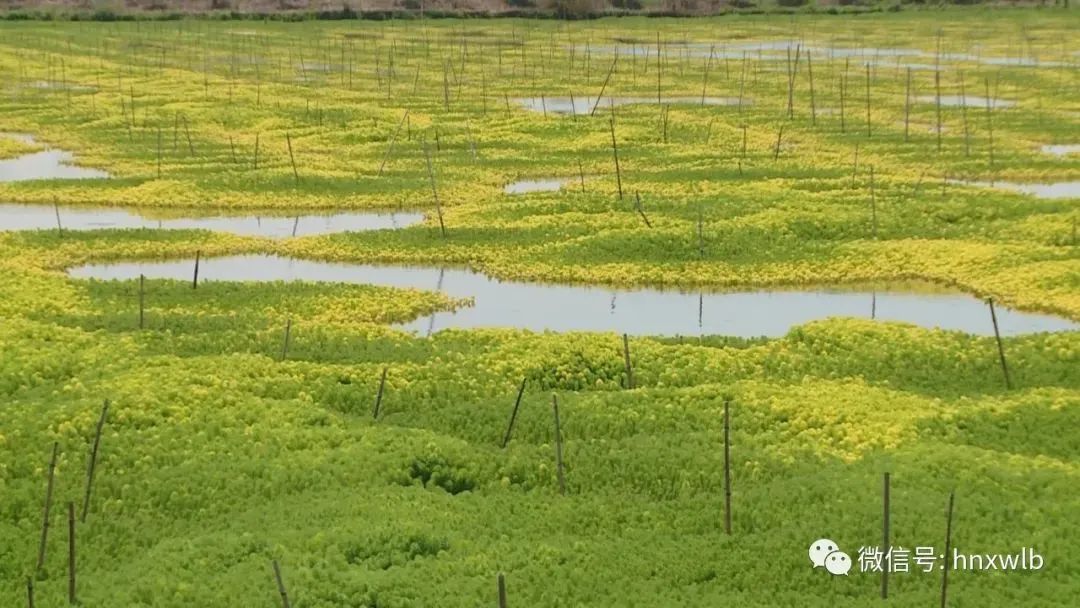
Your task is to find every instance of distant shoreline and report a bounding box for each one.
[0,2,1070,23]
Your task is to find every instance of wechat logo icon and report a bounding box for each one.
[809,538,852,576]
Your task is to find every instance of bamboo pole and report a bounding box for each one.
[904,67,912,142]
[373,367,388,420]
[882,472,891,599]
[272,560,291,608]
[67,502,75,604]
[36,442,59,574]
[807,50,816,126]
[590,51,618,116]
[723,397,732,535]
[988,298,1012,389]
[286,132,299,184]
[633,192,653,228]
[940,491,955,608]
[552,394,566,495]
[192,250,200,289]
[138,274,145,329]
[280,319,292,362]
[423,141,447,238]
[870,165,877,239]
[501,378,526,448]
[610,116,623,201]
[80,400,109,523]
[622,333,634,389]
[378,110,410,177]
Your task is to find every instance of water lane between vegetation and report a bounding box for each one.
[67,254,1078,338]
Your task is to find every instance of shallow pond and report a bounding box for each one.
[504,178,570,194]
[1041,144,1080,157]
[0,149,110,182]
[67,254,1077,337]
[517,96,745,115]
[0,204,424,238]
[0,134,109,182]
[950,180,1080,200]
[915,95,1016,109]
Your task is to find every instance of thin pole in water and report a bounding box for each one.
[192,250,200,290]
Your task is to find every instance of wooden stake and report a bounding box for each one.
[373,367,388,420]
[940,491,955,608]
[882,472,890,599]
[192,250,200,289]
[723,397,732,535]
[26,577,33,608]
[36,442,59,574]
[156,127,162,178]
[423,141,447,238]
[610,117,623,201]
[773,125,784,161]
[622,333,634,389]
[578,158,586,193]
[988,298,1012,389]
[280,319,292,362]
[272,560,291,608]
[67,502,75,605]
[80,400,109,523]
[253,132,260,170]
[501,378,526,448]
[552,394,566,495]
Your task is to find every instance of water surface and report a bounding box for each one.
[949,180,1080,200]
[504,178,570,194]
[517,96,745,115]
[916,95,1015,109]
[0,204,424,238]
[67,254,1077,338]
